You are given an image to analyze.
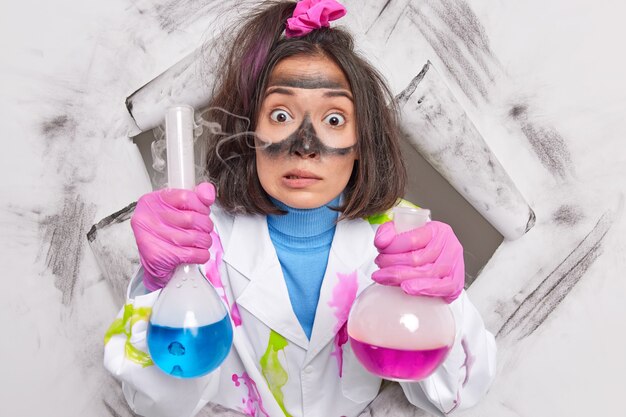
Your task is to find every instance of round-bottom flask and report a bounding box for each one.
[347,207,456,381]
[147,264,233,378]
[348,285,454,381]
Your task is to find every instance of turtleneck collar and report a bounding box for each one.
[267,195,341,242]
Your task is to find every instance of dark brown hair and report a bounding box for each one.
[204,0,406,220]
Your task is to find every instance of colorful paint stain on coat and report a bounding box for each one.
[232,372,270,417]
[461,337,476,387]
[104,303,154,367]
[443,339,474,415]
[328,271,358,377]
[230,303,243,327]
[366,199,420,225]
[444,390,462,415]
[366,211,392,225]
[205,231,242,326]
[259,330,291,416]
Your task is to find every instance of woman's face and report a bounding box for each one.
[255,54,357,209]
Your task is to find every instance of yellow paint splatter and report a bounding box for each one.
[104,303,153,368]
[366,199,420,224]
[259,330,291,416]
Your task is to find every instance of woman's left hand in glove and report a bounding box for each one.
[372,220,465,304]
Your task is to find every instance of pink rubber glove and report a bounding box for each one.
[372,221,465,303]
[130,182,216,291]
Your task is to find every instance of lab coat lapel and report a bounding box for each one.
[222,213,309,349]
[304,217,377,365]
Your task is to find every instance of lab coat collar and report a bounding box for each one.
[222,212,377,357]
[304,217,377,365]
[222,213,311,349]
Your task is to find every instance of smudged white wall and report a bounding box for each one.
[1,1,624,416]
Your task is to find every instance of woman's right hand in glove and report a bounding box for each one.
[130,182,216,291]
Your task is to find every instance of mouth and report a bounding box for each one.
[281,169,322,189]
[283,169,322,180]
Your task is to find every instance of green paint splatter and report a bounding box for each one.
[104,303,154,368]
[366,199,420,224]
[366,211,392,225]
[125,341,154,368]
[259,331,291,417]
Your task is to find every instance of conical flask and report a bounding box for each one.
[347,207,456,381]
[146,105,233,379]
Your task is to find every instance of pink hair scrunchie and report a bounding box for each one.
[285,0,347,38]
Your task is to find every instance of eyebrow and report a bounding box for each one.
[265,80,354,101]
[269,76,345,89]
[322,90,353,101]
[265,87,295,97]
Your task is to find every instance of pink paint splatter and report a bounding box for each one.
[206,231,242,327]
[444,390,462,415]
[331,323,349,377]
[461,337,476,387]
[230,303,242,327]
[444,338,475,414]
[231,372,270,417]
[327,271,358,377]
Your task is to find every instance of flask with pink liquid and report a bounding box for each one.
[347,207,456,381]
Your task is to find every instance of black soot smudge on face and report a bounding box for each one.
[39,192,96,305]
[497,209,614,341]
[256,115,355,158]
[552,205,584,226]
[509,103,573,179]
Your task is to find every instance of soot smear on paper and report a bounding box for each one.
[196,402,249,417]
[509,103,573,179]
[552,204,584,226]
[497,208,615,341]
[87,202,139,303]
[405,0,499,104]
[39,192,96,305]
[365,0,395,33]
[150,0,228,34]
[395,61,429,107]
[87,202,136,243]
[358,380,430,417]
[41,114,77,138]
[101,375,141,417]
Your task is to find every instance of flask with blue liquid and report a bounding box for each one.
[147,105,233,379]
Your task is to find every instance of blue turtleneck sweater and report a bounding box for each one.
[267,196,340,339]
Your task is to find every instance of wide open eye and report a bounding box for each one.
[323,113,346,127]
[270,109,293,123]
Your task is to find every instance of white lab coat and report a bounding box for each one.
[104,203,497,417]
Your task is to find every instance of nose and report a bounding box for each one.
[293,141,318,159]
[289,118,321,159]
